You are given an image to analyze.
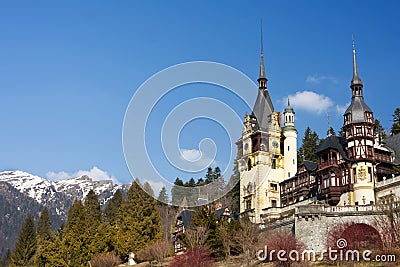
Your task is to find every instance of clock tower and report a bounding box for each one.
[237,31,286,223]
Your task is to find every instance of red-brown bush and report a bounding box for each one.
[169,246,215,267]
[89,251,121,267]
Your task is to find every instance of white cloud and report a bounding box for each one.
[286,91,334,114]
[180,149,202,162]
[306,75,337,85]
[336,102,350,114]
[179,148,217,168]
[46,166,119,183]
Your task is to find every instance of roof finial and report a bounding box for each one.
[351,35,362,86]
[327,111,332,136]
[259,19,266,79]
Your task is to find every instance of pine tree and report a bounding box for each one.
[105,189,123,225]
[327,126,336,136]
[186,178,196,187]
[84,190,107,258]
[143,182,154,197]
[298,127,320,164]
[171,178,185,205]
[0,249,11,267]
[34,208,52,267]
[157,186,169,204]
[391,107,400,135]
[116,179,162,261]
[374,119,387,143]
[62,199,89,266]
[11,214,37,266]
[37,208,51,240]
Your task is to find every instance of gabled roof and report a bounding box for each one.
[302,160,318,171]
[177,209,196,228]
[252,89,274,131]
[215,206,229,218]
[315,135,348,160]
[383,134,400,165]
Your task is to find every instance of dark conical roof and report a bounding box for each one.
[252,89,274,131]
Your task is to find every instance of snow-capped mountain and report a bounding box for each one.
[0,170,130,216]
[0,170,130,258]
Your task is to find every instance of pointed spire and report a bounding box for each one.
[351,35,363,86]
[259,22,265,79]
[257,20,267,90]
[284,97,294,114]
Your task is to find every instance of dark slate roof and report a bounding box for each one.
[344,96,372,123]
[252,89,274,131]
[215,206,229,218]
[303,160,318,171]
[315,135,348,160]
[177,209,196,228]
[383,134,400,165]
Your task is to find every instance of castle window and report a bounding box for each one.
[353,168,357,183]
[288,146,290,151]
[245,199,252,210]
[272,158,276,169]
[247,158,252,171]
[270,183,278,191]
[368,167,372,182]
[288,172,291,178]
[331,172,336,186]
[356,127,362,135]
[271,199,277,208]
[293,159,295,165]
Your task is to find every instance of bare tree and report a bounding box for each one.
[184,225,209,249]
[233,217,259,266]
[373,200,400,253]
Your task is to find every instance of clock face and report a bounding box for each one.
[244,142,249,151]
[272,141,279,148]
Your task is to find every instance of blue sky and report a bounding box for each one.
[1,1,399,194]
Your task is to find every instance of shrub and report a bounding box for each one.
[89,251,121,267]
[259,230,304,267]
[137,240,173,265]
[169,246,214,267]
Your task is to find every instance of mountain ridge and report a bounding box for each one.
[0,170,131,258]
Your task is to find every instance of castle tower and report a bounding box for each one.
[283,99,297,179]
[237,28,284,223]
[343,38,375,205]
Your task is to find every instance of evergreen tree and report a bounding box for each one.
[191,207,221,257]
[34,208,52,267]
[85,190,102,225]
[84,190,107,258]
[11,214,37,266]
[186,177,196,187]
[327,126,336,136]
[171,178,185,205]
[116,179,162,261]
[62,199,89,266]
[196,177,205,186]
[205,167,214,184]
[298,127,320,164]
[374,119,387,143]
[105,189,123,225]
[157,186,169,204]
[0,249,11,267]
[391,107,400,135]
[227,162,240,214]
[143,182,154,197]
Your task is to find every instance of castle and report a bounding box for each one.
[237,36,400,224]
